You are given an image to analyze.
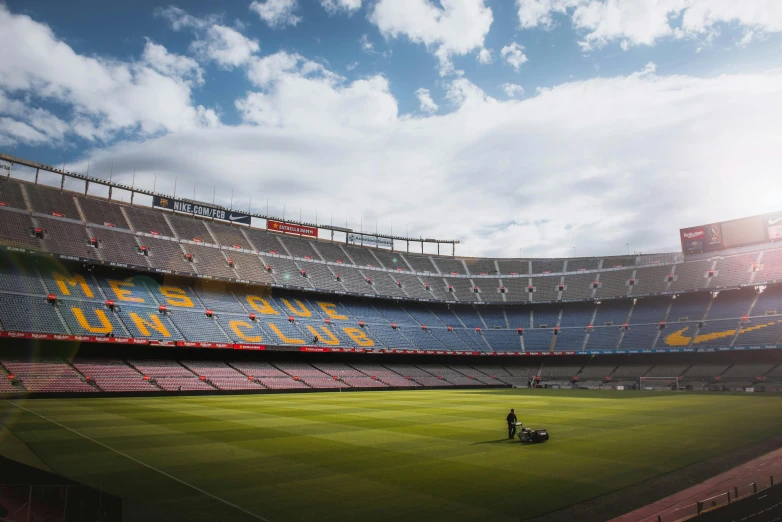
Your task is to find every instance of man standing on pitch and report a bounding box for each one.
[507,409,518,439]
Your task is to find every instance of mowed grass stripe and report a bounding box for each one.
[3,390,782,522]
[4,400,273,522]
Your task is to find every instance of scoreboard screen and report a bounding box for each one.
[721,216,766,248]
[681,211,781,254]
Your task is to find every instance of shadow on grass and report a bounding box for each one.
[471,438,518,445]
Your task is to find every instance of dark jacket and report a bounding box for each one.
[506,412,517,424]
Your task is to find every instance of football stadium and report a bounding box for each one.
[1,152,782,521]
[3,2,782,521]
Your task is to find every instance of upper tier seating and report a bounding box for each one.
[37,217,98,259]
[0,211,44,250]
[0,177,28,210]
[26,185,80,219]
[0,177,779,309]
[207,221,253,250]
[123,206,175,236]
[76,197,131,229]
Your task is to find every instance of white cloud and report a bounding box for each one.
[476,47,494,64]
[246,51,343,89]
[320,0,362,15]
[158,7,260,68]
[501,83,525,97]
[516,0,576,28]
[516,0,782,50]
[369,0,493,76]
[0,6,218,144]
[346,61,359,71]
[501,42,528,71]
[142,39,204,85]
[360,34,376,53]
[415,88,439,113]
[249,0,301,28]
[237,51,396,129]
[89,61,782,259]
[445,77,493,107]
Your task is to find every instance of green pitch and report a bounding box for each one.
[3,389,782,522]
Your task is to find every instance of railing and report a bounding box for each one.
[654,474,777,522]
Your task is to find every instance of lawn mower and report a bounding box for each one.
[516,422,549,443]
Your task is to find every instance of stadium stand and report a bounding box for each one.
[207,221,253,250]
[73,359,157,392]
[26,184,80,219]
[144,236,196,273]
[343,246,380,269]
[243,228,287,255]
[36,217,97,259]
[0,210,44,250]
[0,177,28,210]
[632,264,674,295]
[532,259,565,274]
[279,235,322,260]
[497,260,528,276]
[1,359,95,393]
[91,227,149,266]
[310,241,348,264]
[372,249,410,271]
[187,243,237,279]
[122,205,175,237]
[76,196,131,229]
[404,255,438,273]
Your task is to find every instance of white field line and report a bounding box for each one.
[5,400,271,522]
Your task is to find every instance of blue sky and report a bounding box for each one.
[2,0,782,257]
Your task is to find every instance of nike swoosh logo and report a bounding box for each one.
[665,320,780,347]
[228,214,246,221]
[769,217,782,225]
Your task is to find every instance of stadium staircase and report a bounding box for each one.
[17,182,33,213]
[51,301,72,335]
[72,197,88,224]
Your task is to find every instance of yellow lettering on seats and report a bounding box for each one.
[108,279,144,303]
[343,327,375,347]
[305,325,340,345]
[160,286,193,307]
[267,323,304,345]
[282,299,312,317]
[53,273,94,298]
[246,295,279,315]
[129,312,170,337]
[71,308,112,334]
[230,320,262,343]
[317,302,348,321]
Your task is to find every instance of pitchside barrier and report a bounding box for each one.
[2,330,782,356]
[655,474,777,522]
